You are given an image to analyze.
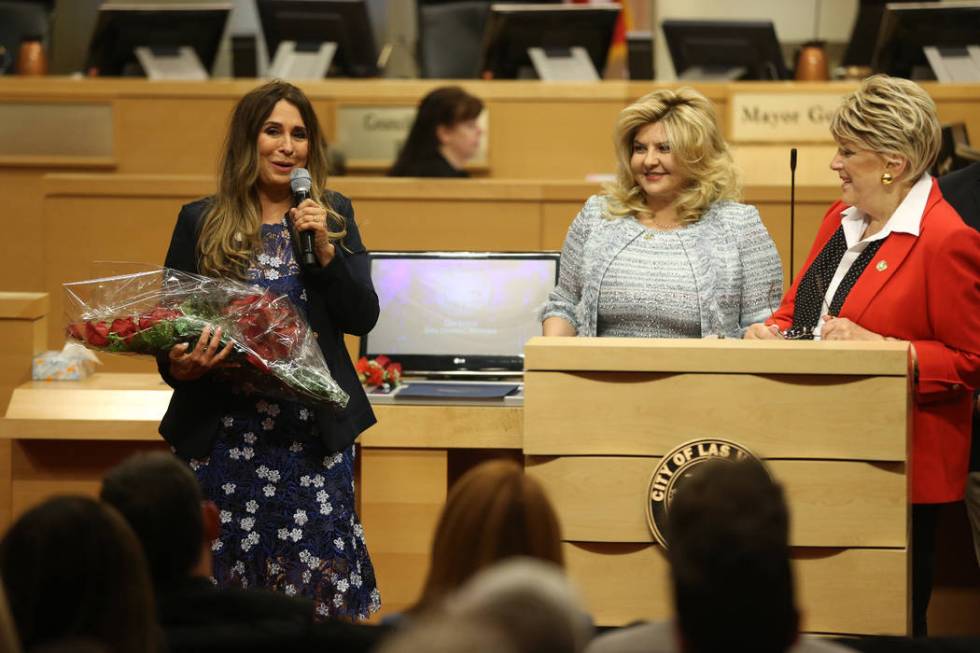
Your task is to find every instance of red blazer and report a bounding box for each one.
[769,179,980,503]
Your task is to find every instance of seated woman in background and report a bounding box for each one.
[407,460,564,615]
[745,74,980,637]
[388,86,484,178]
[0,496,159,653]
[542,88,782,338]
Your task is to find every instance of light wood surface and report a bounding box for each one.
[0,293,48,319]
[564,542,907,634]
[0,293,48,420]
[365,405,521,449]
[523,370,907,459]
[528,456,906,547]
[524,336,911,375]
[360,448,447,614]
[525,339,911,634]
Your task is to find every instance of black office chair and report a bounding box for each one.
[416,0,490,78]
[0,0,52,74]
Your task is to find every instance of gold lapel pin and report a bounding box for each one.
[875,260,888,272]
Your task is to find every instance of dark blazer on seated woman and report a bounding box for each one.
[157,191,379,460]
[768,179,980,503]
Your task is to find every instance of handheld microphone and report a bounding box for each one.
[789,148,798,279]
[289,168,317,267]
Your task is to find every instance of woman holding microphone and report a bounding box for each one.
[158,80,381,619]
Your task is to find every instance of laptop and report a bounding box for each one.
[361,251,559,402]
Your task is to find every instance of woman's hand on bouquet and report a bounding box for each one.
[168,325,235,381]
[291,199,336,267]
[743,323,784,339]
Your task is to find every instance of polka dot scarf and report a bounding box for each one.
[791,226,886,338]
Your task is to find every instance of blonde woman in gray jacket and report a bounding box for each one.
[542,88,782,339]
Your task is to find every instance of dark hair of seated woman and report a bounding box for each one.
[388,86,485,178]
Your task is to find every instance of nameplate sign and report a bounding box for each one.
[729,92,846,143]
[336,105,489,169]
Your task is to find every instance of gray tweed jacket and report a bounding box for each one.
[542,194,783,338]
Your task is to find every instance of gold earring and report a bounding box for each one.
[881,172,894,185]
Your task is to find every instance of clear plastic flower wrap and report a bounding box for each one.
[63,268,349,410]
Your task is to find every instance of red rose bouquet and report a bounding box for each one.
[355,355,402,391]
[64,268,349,409]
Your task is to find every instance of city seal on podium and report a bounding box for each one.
[646,438,763,548]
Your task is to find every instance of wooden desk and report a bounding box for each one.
[0,373,521,617]
[1,370,978,632]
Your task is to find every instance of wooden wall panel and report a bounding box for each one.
[523,371,907,460]
[360,448,447,613]
[564,543,907,634]
[527,456,906,547]
[114,98,235,175]
[355,199,542,251]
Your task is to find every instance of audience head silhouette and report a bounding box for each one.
[0,495,158,653]
[412,459,563,612]
[667,459,797,653]
[450,558,592,653]
[100,451,215,589]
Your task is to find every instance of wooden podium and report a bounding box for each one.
[523,337,912,636]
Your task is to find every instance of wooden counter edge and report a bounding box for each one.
[524,338,910,376]
[0,293,49,320]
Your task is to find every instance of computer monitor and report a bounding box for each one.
[360,252,560,377]
[256,0,378,78]
[85,4,230,77]
[661,19,789,81]
[871,1,980,80]
[479,3,621,80]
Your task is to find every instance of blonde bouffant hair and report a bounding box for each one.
[604,87,740,224]
[830,74,940,184]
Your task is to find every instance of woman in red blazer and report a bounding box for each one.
[746,75,980,636]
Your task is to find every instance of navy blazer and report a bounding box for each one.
[939,161,980,231]
[157,192,379,459]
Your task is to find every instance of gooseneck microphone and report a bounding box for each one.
[289,168,317,267]
[789,148,798,279]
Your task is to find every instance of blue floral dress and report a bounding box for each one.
[188,219,380,619]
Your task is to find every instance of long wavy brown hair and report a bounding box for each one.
[198,80,345,279]
[410,460,564,614]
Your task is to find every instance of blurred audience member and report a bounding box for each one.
[389,86,484,177]
[409,460,563,614]
[100,451,385,653]
[587,461,852,653]
[0,496,159,653]
[450,558,593,653]
[375,616,516,653]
